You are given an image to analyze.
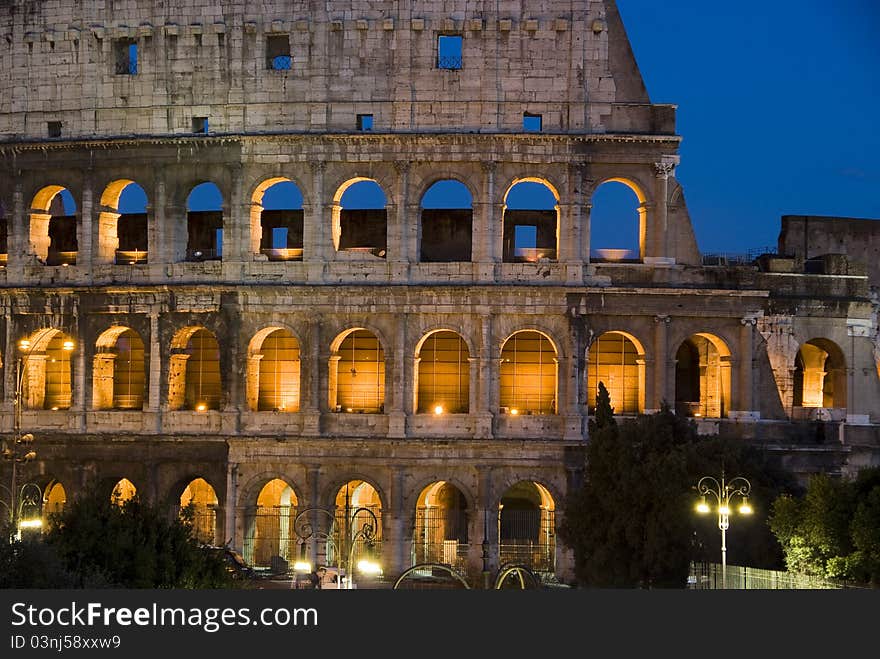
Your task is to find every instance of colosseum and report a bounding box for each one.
[1,0,878,586]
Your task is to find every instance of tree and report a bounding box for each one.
[560,382,792,588]
[42,487,238,588]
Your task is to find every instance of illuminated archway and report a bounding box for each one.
[589,178,646,262]
[498,481,555,574]
[251,178,304,261]
[42,481,67,530]
[179,478,219,545]
[674,333,732,418]
[111,478,137,506]
[29,186,78,265]
[334,480,383,575]
[93,326,146,410]
[98,180,148,264]
[168,327,221,411]
[245,479,298,569]
[331,179,387,257]
[793,339,847,411]
[502,180,558,263]
[587,331,645,415]
[419,180,473,262]
[20,328,75,410]
[247,327,301,412]
[413,481,469,573]
[330,329,385,413]
[415,330,470,414]
[499,330,558,415]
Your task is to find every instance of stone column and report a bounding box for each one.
[388,316,407,437]
[91,353,117,410]
[561,162,585,283]
[302,318,321,436]
[388,466,408,580]
[245,354,263,411]
[561,354,583,439]
[476,314,494,437]
[152,171,169,264]
[731,316,759,419]
[305,161,326,282]
[391,160,411,280]
[225,462,239,552]
[78,175,94,275]
[473,161,497,282]
[226,164,244,262]
[651,314,670,413]
[644,159,678,265]
[147,311,161,412]
[8,182,26,280]
[475,466,497,588]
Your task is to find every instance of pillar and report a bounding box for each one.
[473,161,497,281]
[651,314,670,413]
[731,316,759,420]
[78,177,94,273]
[305,161,326,282]
[147,311,161,411]
[91,353,117,409]
[388,316,407,437]
[392,160,411,273]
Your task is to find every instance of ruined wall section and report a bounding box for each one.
[0,0,667,141]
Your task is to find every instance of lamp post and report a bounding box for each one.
[345,507,380,589]
[292,507,342,589]
[695,473,753,589]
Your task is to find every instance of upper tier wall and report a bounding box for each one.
[0,0,667,140]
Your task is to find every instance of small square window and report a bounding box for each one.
[266,34,291,70]
[47,121,62,138]
[192,116,209,134]
[523,112,543,132]
[437,34,463,70]
[357,114,374,131]
[114,39,138,75]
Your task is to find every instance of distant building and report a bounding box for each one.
[1,1,877,585]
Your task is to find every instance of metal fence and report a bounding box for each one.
[413,508,470,574]
[499,509,556,574]
[688,562,857,589]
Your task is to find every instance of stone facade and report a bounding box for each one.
[1,0,878,585]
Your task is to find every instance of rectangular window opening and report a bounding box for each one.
[114,39,138,75]
[357,114,374,131]
[437,34,463,70]
[514,225,538,252]
[271,227,288,249]
[192,116,209,134]
[266,34,291,70]
[47,121,62,138]
[523,112,543,132]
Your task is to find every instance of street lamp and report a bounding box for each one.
[695,473,752,589]
[2,335,74,538]
[293,507,343,589]
[346,509,380,589]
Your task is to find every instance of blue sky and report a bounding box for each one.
[618,0,880,254]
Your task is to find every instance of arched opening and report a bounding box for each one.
[98,180,149,265]
[498,481,555,574]
[252,178,304,261]
[587,331,644,415]
[111,478,137,506]
[590,179,645,262]
[331,329,385,414]
[332,179,387,258]
[416,331,470,414]
[42,481,66,530]
[334,480,383,580]
[247,328,301,412]
[674,334,731,418]
[244,479,298,571]
[179,478,219,545]
[419,180,472,262]
[186,182,223,261]
[499,331,557,415]
[30,186,78,266]
[20,328,76,410]
[502,180,558,263]
[168,328,222,411]
[93,326,146,410]
[414,481,469,573]
[793,339,847,414]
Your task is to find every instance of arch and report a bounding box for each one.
[793,338,847,411]
[246,327,301,412]
[413,481,470,573]
[245,478,299,569]
[498,481,556,574]
[590,178,645,262]
[419,179,473,262]
[250,178,305,261]
[502,179,559,263]
[415,330,470,414]
[331,178,387,257]
[111,478,137,505]
[332,480,384,581]
[185,182,224,261]
[587,331,646,415]
[674,333,732,418]
[42,480,67,530]
[20,328,75,410]
[179,478,219,545]
[330,328,385,413]
[168,327,221,411]
[93,326,146,410]
[97,179,149,265]
[499,330,558,415]
[29,185,78,265]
